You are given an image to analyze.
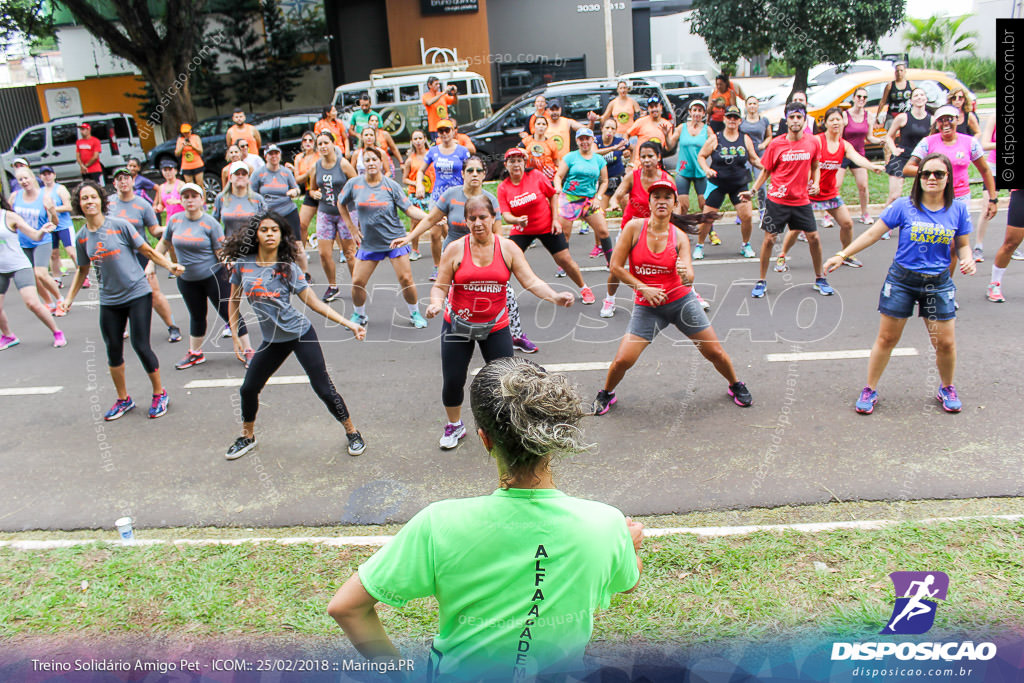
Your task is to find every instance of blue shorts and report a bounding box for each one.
[676,175,707,197]
[878,263,956,321]
[51,227,74,248]
[355,245,412,261]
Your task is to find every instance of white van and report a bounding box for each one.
[333,63,491,146]
[1,112,145,185]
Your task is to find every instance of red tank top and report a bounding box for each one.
[811,133,845,202]
[445,237,510,329]
[623,167,672,224]
[629,219,690,306]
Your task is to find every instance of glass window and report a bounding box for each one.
[51,124,77,147]
[446,80,468,95]
[88,119,113,139]
[471,79,486,95]
[113,117,130,138]
[193,118,219,136]
[862,82,886,107]
[14,128,46,154]
[255,117,277,143]
[562,93,601,120]
[399,85,420,102]
[504,103,531,130]
[278,114,314,142]
[127,117,139,137]
[336,90,362,109]
[375,88,395,104]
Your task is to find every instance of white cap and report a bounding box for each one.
[228,160,250,175]
[180,182,204,197]
[12,157,29,166]
[934,105,959,120]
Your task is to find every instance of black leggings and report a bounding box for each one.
[176,267,247,338]
[99,293,159,373]
[440,320,514,407]
[239,326,350,424]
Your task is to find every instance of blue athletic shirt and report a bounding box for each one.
[561,150,607,199]
[600,135,627,177]
[880,197,972,275]
[424,144,470,202]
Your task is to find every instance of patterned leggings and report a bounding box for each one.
[506,284,522,338]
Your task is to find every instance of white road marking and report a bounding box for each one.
[578,258,756,272]
[0,386,63,396]
[470,361,610,376]
[766,348,918,362]
[184,376,309,389]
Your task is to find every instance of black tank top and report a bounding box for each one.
[898,110,931,160]
[887,81,912,115]
[956,113,976,136]
[709,130,750,186]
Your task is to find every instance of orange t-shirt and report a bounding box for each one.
[404,152,435,195]
[528,108,548,134]
[608,98,638,136]
[294,151,319,192]
[627,116,673,149]
[226,123,260,153]
[455,133,475,152]
[545,117,573,161]
[315,118,347,154]
[522,136,559,179]
[422,92,456,132]
[709,86,739,121]
[175,134,204,170]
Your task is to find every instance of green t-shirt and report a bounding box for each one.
[349,109,379,135]
[357,488,639,681]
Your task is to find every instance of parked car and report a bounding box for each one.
[461,77,673,178]
[624,69,713,121]
[2,112,145,186]
[761,68,972,154]
[754,59,895,110]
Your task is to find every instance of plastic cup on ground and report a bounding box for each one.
[115,517,135,544]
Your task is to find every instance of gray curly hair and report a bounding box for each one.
[470,358,590,485]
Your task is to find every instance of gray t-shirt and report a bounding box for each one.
[739,116,771,149]
[314,158,349,216]
[437,187,500,250]
[251,166,299,215]
[229,255,311,343]
[75,217,152,306]
[107,195,159,239]
[338,175,412,253]
[213,191,267,237]
[163,212,224,282]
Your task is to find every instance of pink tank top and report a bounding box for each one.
[843,109,870,156]
[160,181,184,218]
[988,125,996,165]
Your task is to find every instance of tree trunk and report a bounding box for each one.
[791,66,810,100]
[136,58,198,143]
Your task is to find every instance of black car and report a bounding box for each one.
[146,114,234,194]
[461,78,673,179]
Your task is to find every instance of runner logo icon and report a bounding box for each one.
[880,571,949,635]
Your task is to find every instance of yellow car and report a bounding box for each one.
[763,68,974,151]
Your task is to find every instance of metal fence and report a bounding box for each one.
[0,85,44,152]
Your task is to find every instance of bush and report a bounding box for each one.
[909,56,995,92]
[766,57,792,78]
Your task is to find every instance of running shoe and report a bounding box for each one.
[880,230,892,240]
[578,224,590,235]
[600,298,615,318]
[512,335,538,353]
[589,244,603,258]
[1013,249,1024,261]
[987,282,1006,303]
[410,311,428,328]
[104,397,135,421]
[149,390,169,419]
[740,243,756,258]
[222,324,232,338]
[167,271,176,279]
[694,291,710,312]
[338,251,346,263]
[692,244,704,260]
[409,249,422,262]
[861,214,872,225]
[82,276,92,289]
[243,348,255,368]
[346,431,366,456]
[973,246,984,263]
[308,234,318,248]
[55,275,63,288]
[855,387,878,414]
[580,286,596,304]
[430,267,438,281]
[822,215,834,228]
[709,231,722,246]
[52,330,67,348]
[175,350,206,369]
[592,389,617,416]
[936,385,962,413]
[351,312,368,327]
[774,255,788,272]
[50,303,67,318]
[0,334,20,350]
[734,216,741,225]
[797,232,808,242]
[555,267,566,278]
[324,286,342,303]
[751,280,767,298]
[168,326,182,343]
[439,421,466,450]
[728,381,753,407]
[813,278,835,296]
[226,435,257,460]
[843,256,864,268]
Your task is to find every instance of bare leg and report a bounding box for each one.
[832,205,854,249]
[805,231,825,277]
[18,286,59,333]
[110,363,129,400]
[865,314,909,388]
[146,368,163,395]
[319,240,337,286]
[852,168,869,218]
[602,333,652,392]
[687,326,738,384]
[758,232,777,280]
[390,256,419,304]
[737,201,753,244]
[350,258,381,307]
[925,318,957,387]
[552,249,587,289]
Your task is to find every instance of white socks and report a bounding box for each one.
[992,265,1006,284]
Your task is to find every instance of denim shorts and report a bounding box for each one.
[628,291,710,341]
[878,262,956,321]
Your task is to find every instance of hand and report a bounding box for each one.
[425,302,443,319]
[41,222,56,234]
[625,517,644,552]
[43,195,55,211]
[286,188,299,198]
[893,146,904,156]
[587,111,599,123]
[390,235,412,249]
[350,324,367,341]
[170,263,185,277]
[351,230,362,248]
[676,261,693,285]
[985,201,998,221]
[705,168,717,178]
[415,187,425,200]
[311,190,322,200]
[823,255,844,274]
[285,162,295,172]
[638,285,666,305]
[144,261,156,277]
[58,300,71,314]
[871,164,884,174]
[738,190,753,203]
[959,256,976,276]
[555,291,574,307]
[808,183,819,197]
[232,335,245,358]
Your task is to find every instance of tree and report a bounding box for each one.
[903,16,944,65]
[0,0,54,44]
[260,0,304,109]
[218,10,268,111]
[691,0,906,97]
[938,15,977,63]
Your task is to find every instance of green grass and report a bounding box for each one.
[2,519,1021,642]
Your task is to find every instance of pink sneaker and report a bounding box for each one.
[589,244,603,258]
[53,330,67,348]
[580,286,596,304]
[0,334,20,350]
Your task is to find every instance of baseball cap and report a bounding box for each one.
[12,157,29,167]
[112,167,132,179]
[180,182,204,196]
[934,105,959,120]
[504,147,528,160]
[647,95,662,106]
[436,119,454,130]
[264,143,281,154]
[228,160,250,175]
[180,123,192,133]
[547,100,562,110]
[648,179,677,195]
[575,127,595,140]
[39,165,54,174]
[78,122,91,129]
[724,105,742,118]
[159,159,177,169]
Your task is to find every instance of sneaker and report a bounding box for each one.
[842,256,864,268]
[751,280,767,298]
[555,267,566,278]
[409,249,422,261]
[51,303,67,318]
[104,397,135,421]
[880,229,892,240]
[308,234,318,248]
[797,232,808,242]
[512,335,539,353]
[168,326,182,343]
[430,267,438,282]
[740,242,755,258]
[694,291,710,312]
[580,286,596,304]
[346,431,366,456]
[578,224,590,235]
[148,390,169,418]
[82,276,92,289]
[813,277,835,296]
[936,385,962,413]
[0,334,20,351]
[709,230,721,246]
[774,255,788,272]
[692,244,705,260]
[351,312,368,327]
[600,298,615,318]
[589,244,603,258]
[822,215,834,228]
[439,421,466,449]
[52,330,67,348]
[855,387,878,414]
[861,214,872,225]
[728,381,753,407]
[167,271,176,279]
[987,282,1006,303]
[221,323,232,339]
[1012,249,1024,261]
[973,246,984,263]
[243,348,255,368]
[338,251,347,263]
[55,275,63,288]
[734,216,741,225]
[410,311,428,328]
[226,435,257,460]
[175,351,206,369]
[322,286,340,303]
[593,389,617,416]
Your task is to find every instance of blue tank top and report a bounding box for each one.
[12,190,49,248]
[677,124,709,179]
[43,184,73,232]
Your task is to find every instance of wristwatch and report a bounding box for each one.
[988,198,998,204]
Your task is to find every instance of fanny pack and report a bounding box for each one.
[448,307,506,340]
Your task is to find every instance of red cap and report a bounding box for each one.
[504,147,528,160]
[648,179,677,195]
[79,122,91,130]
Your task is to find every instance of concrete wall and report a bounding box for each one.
[649,10,717,75]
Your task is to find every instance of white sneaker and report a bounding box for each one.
[439,421,466,450]
[600,299,615,318]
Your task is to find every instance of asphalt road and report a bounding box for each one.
[2,211,1022,531]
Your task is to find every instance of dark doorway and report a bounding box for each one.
[324,0,392,86]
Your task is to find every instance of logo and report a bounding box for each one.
[616,111,630,124]
[881,571,948,635]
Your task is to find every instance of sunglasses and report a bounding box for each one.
[951,94,965,100]
[437,128,452,133]
[920,169,947,180]
[465,167,485,174]
[854,94,867,99]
